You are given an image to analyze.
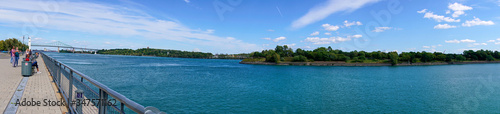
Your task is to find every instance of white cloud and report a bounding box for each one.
[303,35,362,45]
[290,0,381,29]
[417,9,427,13]
[448,3,472,18]
[434,24,457,29]
[104,42,112,44]
[324,33,332,35]
[460,39,476,43]
[262,38,271,40]
[205,29,215,33]
[372,27,392,32]
[322,24,340,31]
[267,29,275,32]
[344,20,362,27]
[284,43,296,47]
[487,40,496,42]
[184,0,190,3]
[445,39,478,43]
[352,34,363,38]
[462,17,495,27]
[445,39,461,43]
[473,43,487,45]
[192,48,200,52]
[423,46,431,48]
[446,10,451,14]
[496,42,500,45]
[304,37,331,45]
[310,31,320,36]
[421,11,460,22]
[273,36,286,42]
[468,43,488,47]
[0,0,260,53]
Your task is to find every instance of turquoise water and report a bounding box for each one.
[45,52,500,113]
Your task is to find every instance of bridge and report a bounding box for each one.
[28,38,100,54]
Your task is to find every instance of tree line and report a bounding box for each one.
[0,38,29,51]
[247,45,500,65]
[97,48,214,58]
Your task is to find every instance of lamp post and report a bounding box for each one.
[22,35,25,51]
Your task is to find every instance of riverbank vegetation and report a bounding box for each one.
[98,48,213,58]
[243,45,500,65]
[97,48,250,59]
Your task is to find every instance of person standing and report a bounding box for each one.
[10,46,15,63]
[13,47,19,67]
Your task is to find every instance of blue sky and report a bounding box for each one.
[0,0,499,54]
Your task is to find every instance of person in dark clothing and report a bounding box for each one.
[31,52,40,73]
[13,47,19,67]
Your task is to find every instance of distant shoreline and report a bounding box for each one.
[239,61,500,66]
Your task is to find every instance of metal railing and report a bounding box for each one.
[39,52,162,114]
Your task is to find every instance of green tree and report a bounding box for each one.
[275,45,284,57]
[421,52,434,62]
[292,55,308,62]
[0,40,4,51]
[436,55,446,61]
[389,52,399,65]
[486,55,495,61]
[399,53,411,63]
[456,55,466,61]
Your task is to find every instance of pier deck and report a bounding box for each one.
[0,53,65,114]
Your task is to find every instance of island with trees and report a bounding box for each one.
[96,48,249,59]
[240,45,500,66]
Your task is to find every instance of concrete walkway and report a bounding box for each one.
[0,53,65,114]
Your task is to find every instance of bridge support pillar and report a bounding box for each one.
[57,47,60,53]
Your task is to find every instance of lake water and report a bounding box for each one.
[44,52,500,113]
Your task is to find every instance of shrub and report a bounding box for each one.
[292,55,308,62]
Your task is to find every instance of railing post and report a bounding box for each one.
[121,103,125,114]
[76,89,84,114]
[53,62,57,82]
[68,70,74,113]
[58,63,62,86]
[99,89,108,114]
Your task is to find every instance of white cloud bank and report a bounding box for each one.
[448,3,472,18]
[322,24,340,31]
[418,9,460,22]
[0,0,259,53]
[445,39,476,43]
[290,0,380,29]
[273,36,286,42]
[372,27,392,32]
[344,20,362,27]
[310,31,320,36]
[434,24,457,29]
[303,35,362,45]
[462,17,495,27]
